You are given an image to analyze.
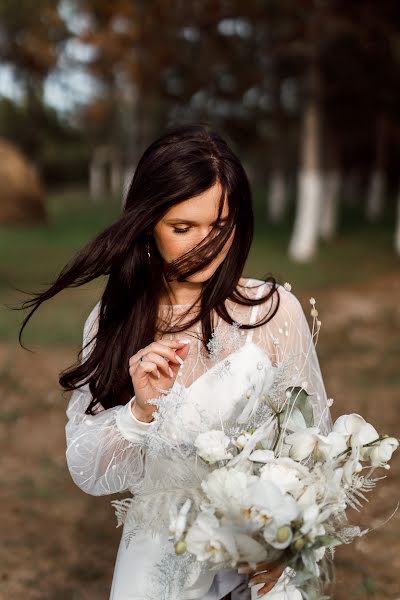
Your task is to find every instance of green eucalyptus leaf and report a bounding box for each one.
[284,386,314,427]
[313,535,341,549]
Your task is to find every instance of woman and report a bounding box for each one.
[19,124,332,599]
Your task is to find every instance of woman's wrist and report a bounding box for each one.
[130,397,154,423]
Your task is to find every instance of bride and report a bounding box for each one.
[19,124,332,599]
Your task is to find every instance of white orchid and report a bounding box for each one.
[285,428,348,462]
[185,512,234,563]
[169,498,192,542]
[201,467,257,523]
[333,414,379,451]
[313,432,349,461]
[284,427,321,461]
[366,437,399,467]
[194,430,233,464]
[245,480,300,530]
[343,458,363,485]
[299,504,320,536]
[263,522,294,549]
[234,431,253,450]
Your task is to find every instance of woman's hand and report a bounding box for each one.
[238,559,286,597]
[128,339,191,421]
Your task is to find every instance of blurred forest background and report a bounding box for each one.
[0,1,399,599]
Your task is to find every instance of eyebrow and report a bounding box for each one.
[165,217,229,225]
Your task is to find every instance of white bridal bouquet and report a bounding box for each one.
[168,409,399,599]
[111,292,399,600]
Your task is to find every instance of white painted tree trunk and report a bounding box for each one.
[289,93,323,262]
[89,159,107,202]
[395,185,400,256]
[111,158,124,196]
[121,164,136,209]
[366,170,386,222]
[320,171,340,241]
[267,170,287,224]
[289,171,323,261]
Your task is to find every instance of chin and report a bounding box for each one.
[185,261,224,283]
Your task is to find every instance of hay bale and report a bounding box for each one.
[0,139,46,225]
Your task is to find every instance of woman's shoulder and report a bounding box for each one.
[237,277,305,318]
[82,300,101,354]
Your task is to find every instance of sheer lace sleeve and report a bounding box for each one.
[251,281,333,435]
[65,301,151,496]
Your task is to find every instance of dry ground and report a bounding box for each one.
[1,272,399,600]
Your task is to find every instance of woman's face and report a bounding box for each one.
[153,181,234,283]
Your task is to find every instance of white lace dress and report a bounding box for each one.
[65,278,333,600]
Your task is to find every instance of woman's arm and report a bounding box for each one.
[252,282,333,435]
[65,302,152,496]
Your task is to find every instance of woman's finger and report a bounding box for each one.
[141,351,174,378]
[237,559,281,575]
[130,358,160,380]
[249,564,286,595]
[129,342,186,368]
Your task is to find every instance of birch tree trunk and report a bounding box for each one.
[267,170,287,224]
[320,171,340,241]
[89,149,107,202]
[289,95,323,261]
[267,68,287,225]
[122,164,136,209]
[288,7,324,262]
[366,171,386,222]
[110,154,124,196]
[366,114,387,222]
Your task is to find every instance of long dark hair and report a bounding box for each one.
[16,123,280,414]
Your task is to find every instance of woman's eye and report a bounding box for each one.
[173,227,190,234]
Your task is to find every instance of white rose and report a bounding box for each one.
[194,430,233,464]
[259,458,308,498]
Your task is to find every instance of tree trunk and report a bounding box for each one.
[266,67,287,225]
[121,164,136,209]
[89,158,107,202]
[320,171,341,241]
[267,170,287,224]
[289,94,323,262]
[366,114,387,222]
[111,155,124,197]
[395,183,400,256]
[289,11,323,262]
[366,170,386,222]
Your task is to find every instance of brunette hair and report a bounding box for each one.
[16,123,280,414]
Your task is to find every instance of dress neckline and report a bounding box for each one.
[173,340,272,392]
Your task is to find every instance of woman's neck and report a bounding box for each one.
[160,279,202,306]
